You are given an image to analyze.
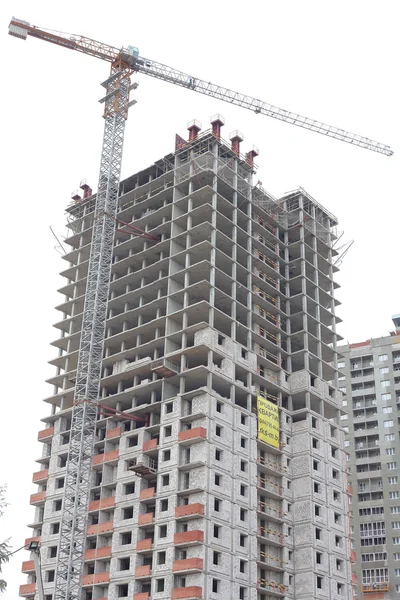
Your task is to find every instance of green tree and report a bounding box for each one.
[0,486,10,594]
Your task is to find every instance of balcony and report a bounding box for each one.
[37,427,54,442]
[172,558,203,574]
[175,503,205,520]
[105,426,122,440]
[171,587,202,600]
[258,553,284,571]
[140,487,156,501]
[19,583,36,596]
[21,561,35,573]
[362,583,389,593]
[32,470,49,483]
[136,538,153,552]
[178,427,207,445]
[135,564,152,579]
[30,491,46,506]
[257,579,288,596]
[82,572,110,586]
[138,512,154,526]
[151,357,180,377]
[92,449,119,466]
[142,439,158,452]
[258,527,283,547]
[257,455,286,475]
[257,478,283,498]
[134,594,150,600]
[88,497,115,512]
[258,503,283,523]
[130,456,158,477]
[174,530,204,546]
[87,521,113,536]
[84,546,112,560]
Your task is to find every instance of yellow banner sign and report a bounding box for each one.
[257,396,279,448]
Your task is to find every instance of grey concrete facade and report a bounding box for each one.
[21,122,351,600]
[339,319,400,600]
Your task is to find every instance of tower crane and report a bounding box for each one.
[8,16,393,600]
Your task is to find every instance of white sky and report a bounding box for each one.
[0,0,399,596]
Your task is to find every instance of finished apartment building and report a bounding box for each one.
[20,118,351,600]
[339,316,400,600]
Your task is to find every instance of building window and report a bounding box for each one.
[239,587,246,600]
[164,425,172,437]
[315,505,321,517]
[389,477,398,485]
[241,413,247,425]
[394,553,400,560]
[240,508,247,522]
[381,380,391,388]
[380,367,390,374]
[119,557,130,571]
[160,499,168,512]
[165,402,174,414]
[214,474,221,486]
[338,361,345,369]
[239,534,247,547]
[344,441,350,447]
[393,522,400,529]
[394,538,400,545]
[128,435,138,447]
[157,551,166,565]
[388,462,397,470]
[313,460,319,471]
[382,393,392,401]
[215,448,222,461]
[156,579,165,592]
[316,576,323,589]
[214,525,220,538]
[212,579,220,593]
[121,532,132,545]
[315,528,322,540]
[213,551,221,565]
[159,525,167,538]
[124,482,135,495]
[163,449,171,461]
[214,498,221,512]
[240,460,247,472]
[312,437,319,449]
[390,492,400,499]
[392,507,400,514]
[216,401,222,413]
[48,546,57,558]
[379,354,388,361]
[386,434,396,441]
[383,407,393,414]
[240,437,247,449]
[117,585,128,598]
[216,425,222,436]
[316,552,322,564]
[162,474,170,486]
[384,421,394,428]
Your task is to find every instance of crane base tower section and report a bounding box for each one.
[21,123,352,600]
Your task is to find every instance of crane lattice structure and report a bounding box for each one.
[8,16,393,600]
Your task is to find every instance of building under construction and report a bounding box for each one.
[20,119,352,600]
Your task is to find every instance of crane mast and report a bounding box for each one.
[8,14,393,600]
[54,62,132,600]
